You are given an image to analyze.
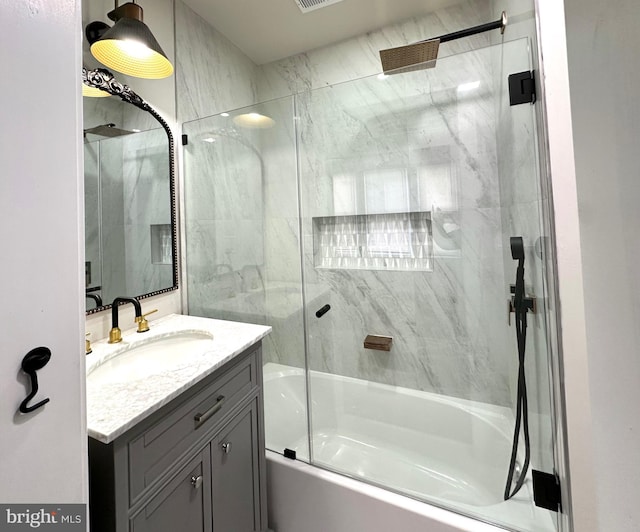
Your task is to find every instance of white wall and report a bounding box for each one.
[562,1,640,530]
[0,0,88,506]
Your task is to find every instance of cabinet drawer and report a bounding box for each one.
[128,348,258,503]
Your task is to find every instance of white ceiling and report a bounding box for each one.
[182,0,466,65]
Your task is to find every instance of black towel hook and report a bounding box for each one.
[19,347,51,414]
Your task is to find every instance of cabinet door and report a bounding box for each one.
[131,450,212,532]
[211,400,262,532]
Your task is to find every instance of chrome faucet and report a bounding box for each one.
[109,297,142,344]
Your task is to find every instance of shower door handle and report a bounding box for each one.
[315,304,331,318]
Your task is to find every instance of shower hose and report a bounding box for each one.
[504,250,531,501]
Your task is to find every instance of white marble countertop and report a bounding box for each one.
[86,314,271,444]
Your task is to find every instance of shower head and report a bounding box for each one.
[379,12,507,76]
[510,236,525,262]
[379,39,440,75]
[84,123,135,138]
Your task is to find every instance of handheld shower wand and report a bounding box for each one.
[504,237,531,500]
[511,236,525,315]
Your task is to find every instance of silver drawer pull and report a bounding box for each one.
[194,395,226,429]
[221,442,232,454]
[190,475,203,489]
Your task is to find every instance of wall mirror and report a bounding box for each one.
[83,67,177,314]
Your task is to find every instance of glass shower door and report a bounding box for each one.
[182,96,311,463]
[297,38,559,532]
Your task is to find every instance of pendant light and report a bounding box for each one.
[232,113,276,129]
[88,2,173,80]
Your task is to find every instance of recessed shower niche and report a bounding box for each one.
[313,211,433,271]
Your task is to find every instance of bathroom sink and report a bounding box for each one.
[87,330,214,386]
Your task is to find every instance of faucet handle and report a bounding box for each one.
[85,333,92,355]
[136,309,158,333]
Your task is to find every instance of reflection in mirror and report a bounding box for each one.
[83,68,177,314]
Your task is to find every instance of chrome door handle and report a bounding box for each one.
[194,395,226,429]
[191,475,203,489]
[221,442,232,454]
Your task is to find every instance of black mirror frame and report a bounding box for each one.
[82,67,178,315]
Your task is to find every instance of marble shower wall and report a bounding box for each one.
[257,0,492,101]
[183,97,307,369]
[96,137,126,303]
[84,142,103,306]
[122,129,173,297]
[179,0,554,407]
[293,44,515,405]
[175,0,258,122]
[251,0,521,404]
[83,95,174,310]
[176,0,307,369]
[183,114,267,316]
[85,130,173,305]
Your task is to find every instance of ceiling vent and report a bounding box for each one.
[294,0,345,13]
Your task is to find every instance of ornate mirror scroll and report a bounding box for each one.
[83,67,178,315]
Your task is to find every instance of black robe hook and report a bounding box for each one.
[19,347,51,414]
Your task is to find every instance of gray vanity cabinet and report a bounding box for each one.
[89,343,267,532]
[211,400,262,532]
[131,450,212,532]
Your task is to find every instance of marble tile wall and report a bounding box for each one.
[257,0,492,101]
[250,0,526,406]
[182,97,307,369]
[84,142,102,308]
[176,0,308,369]
[180,0,553,409]
[122,128,174,297]
[97,138,127,303]
[85,129,173,305]
[252,98,306,367]
[83,97,125,132]
[183,114,266,317]
[292,45,516,405]
[175,0,258,122]
[83,95,174,310]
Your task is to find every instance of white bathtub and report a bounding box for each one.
[263,363,555,532]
